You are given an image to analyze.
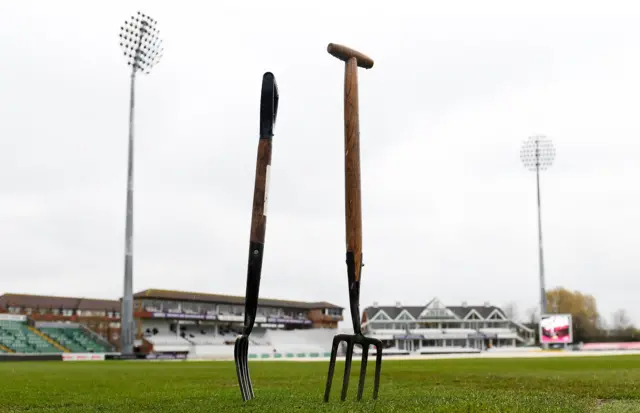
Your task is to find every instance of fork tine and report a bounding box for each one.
[340,340,355,401]
[324,334,382,402]
[234,336,254,402]
[356,343,369,401]
[234,338,246,401]
[323,335,342,402]
[372,342,382,400]
[243,338,254,399]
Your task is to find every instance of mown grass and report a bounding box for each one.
[0,356,639,412]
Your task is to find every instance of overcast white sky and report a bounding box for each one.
[1,0,639,326]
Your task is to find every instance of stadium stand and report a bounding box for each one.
[0,319,62,354]
[0,293,121,349]
[265,329,333,354]
[362,298,536,352]
[143,335,191,353]
[136,316,341,359]
[0,290,538,357]
[39,325,111,353]
[132,290,345,358]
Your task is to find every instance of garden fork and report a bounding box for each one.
[323,43,382,402]
[234,71,279,402]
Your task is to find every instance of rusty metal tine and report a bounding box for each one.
[356,344,369,401]
[340,340,355,401]
[373,342,382,400]
[323,336,341,402]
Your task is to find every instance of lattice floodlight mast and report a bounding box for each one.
[118,11,163,355]
[520,135,555,325]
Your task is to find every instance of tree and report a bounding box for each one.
[545,287,601,342]
[611,309,633,333]
[525,306,538,324]
[502,302,519,322]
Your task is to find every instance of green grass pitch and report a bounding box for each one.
[0,356,639,412]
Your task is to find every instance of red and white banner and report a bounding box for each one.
[582,342,640,351]
[62,353,105,361]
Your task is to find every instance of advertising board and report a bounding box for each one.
[539,313,573,344]
[62,353,105,361]
[151,312,217,320]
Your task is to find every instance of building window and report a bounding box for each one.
[283,310,297,318]
[265,307,283,316]
[143,300,163,312]
[201,303,215,313]
[165,301,180,313]
[182,302,200,314]
[326,308,342,317]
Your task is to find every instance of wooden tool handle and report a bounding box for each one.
[327,43,374,69]
[250,72,277,243]
[343,58,364,282]
[249,139,272,244]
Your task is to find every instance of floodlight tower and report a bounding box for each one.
[520,135,556,320]
[118,11,164,355]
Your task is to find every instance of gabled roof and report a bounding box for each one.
[395,309,416,320]
[364,302,507,322]
[486,308,507,320]
[0,294,120,311]
[364,306,429,321]
[134,289,343,310]
[448,305,503,319]
[417,298,459,319]
[364,306,404,321]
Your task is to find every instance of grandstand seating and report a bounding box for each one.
[39,326,110,353]
[144,335,191,353]
[0,320,61,354]
[264,329,334,354]
[138,323,341,359]
[40,328,85,353]
[187,335,225,345]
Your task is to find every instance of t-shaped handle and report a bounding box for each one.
[327,43,374,69]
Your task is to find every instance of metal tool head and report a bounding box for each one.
[234,334,254,401]
[323,333,383,402]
